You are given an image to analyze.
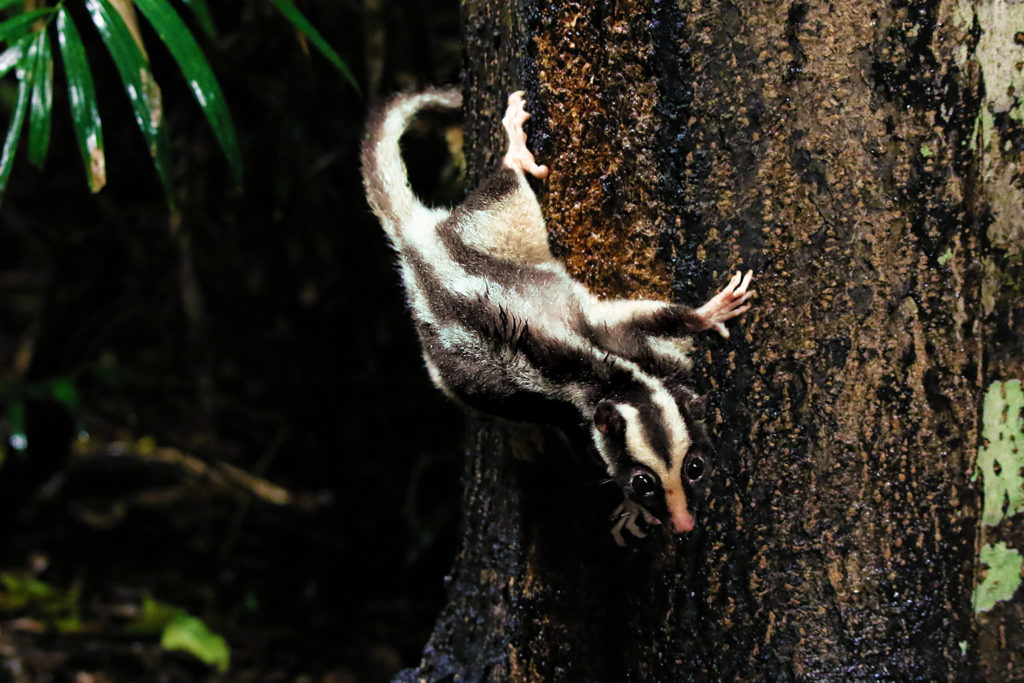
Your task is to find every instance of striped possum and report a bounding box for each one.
[361,89,754,546]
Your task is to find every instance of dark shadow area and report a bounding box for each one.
[0,1,464,680]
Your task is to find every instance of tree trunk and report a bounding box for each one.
[399,0,1023,679]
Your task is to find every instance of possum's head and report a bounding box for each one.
[591,388,710,535]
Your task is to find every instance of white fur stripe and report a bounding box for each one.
[646,336,694,372]
[589,299,669,328]
[617,404,668,478]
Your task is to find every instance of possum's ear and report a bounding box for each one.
[686,393,708,421]
[593,400,624,437]
[669,384,707,421]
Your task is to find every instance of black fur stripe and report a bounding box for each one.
[636,304,706,336]
[435,168,548,286]
[638,402,673,469]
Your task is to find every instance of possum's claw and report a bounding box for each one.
[695,270,755,338]
[609,497,662,547]
[502,91,549,179]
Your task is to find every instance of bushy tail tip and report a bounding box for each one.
[360,88,462,241]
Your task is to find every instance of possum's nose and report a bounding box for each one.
[671,508,695,534]
[665,487,694,533]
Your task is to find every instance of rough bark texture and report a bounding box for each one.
[399,0,1024,679]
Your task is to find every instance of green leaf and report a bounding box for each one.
[0,53,30,207]
[0,35,30,79]
[135,0,241,186]
[0,8,54,47]
[27,28,52,168]
[50,376,80,412]
[161,614,231,673]
[56,8,106,192]
[265,0,358,91]
[179,0,216,38]
[85,0,172,204]
[0,572,54,609]
[0,0,28,11]
[124,594,183,635]
[0,573,82,620]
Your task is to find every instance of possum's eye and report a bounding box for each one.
[630,472,657,497]
[685,453,707,482]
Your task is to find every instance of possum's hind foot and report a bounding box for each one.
[502,91,549,180]
[695,270,755,339]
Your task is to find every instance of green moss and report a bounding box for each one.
[938,247,953,265]
[920,143,934,158]
[977,380,1024,526]
[973,542,1023,613]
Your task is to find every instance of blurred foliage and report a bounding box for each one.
[1,373,81,456]
[0,573,231,672]
[0,0,463,678]
[0,571,80,617]
[0,0,355,205]
[135,595,231,673]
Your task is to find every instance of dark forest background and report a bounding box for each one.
[0,1,466,680]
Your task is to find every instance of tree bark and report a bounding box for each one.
[399,0,1022,678]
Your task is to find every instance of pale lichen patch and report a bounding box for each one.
[972,0,1024,116]
[973,542,1023,613]
[984,164,1024,254]
[977,380,1024,526]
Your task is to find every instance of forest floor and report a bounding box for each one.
[0,422,451,682]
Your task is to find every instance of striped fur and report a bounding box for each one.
[361,89,752,544]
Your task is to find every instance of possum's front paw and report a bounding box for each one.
[695,270,755,338]
[609,497,662,547]
[502,91,549,179]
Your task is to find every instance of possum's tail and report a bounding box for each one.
[360,87,462,244]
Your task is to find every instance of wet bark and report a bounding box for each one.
[399,0,1023,679]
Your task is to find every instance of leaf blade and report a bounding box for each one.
[85,0,172,203]
[0,8,55,47]
[56,8,106,192]
[27,28,52,168]
[0,49,31,206]
[135,0,242,186]
[179,0,216,38]
[264,0,358,91]
[161,614,231,673]
[0,35,29,79]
